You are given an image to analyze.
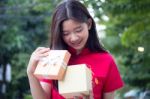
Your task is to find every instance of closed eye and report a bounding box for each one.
[62,31,70,36]
[75,27,83,33]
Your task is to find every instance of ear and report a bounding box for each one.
[87,18,92,30]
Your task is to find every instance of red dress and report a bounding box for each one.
[40,48,124,99]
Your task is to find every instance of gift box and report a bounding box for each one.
[34,50,71,80]
[58,64,92,98]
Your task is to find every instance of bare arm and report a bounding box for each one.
[27,47,51,99]
[27,73,51,99]
[103,91,114,99]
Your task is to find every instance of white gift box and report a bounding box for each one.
[58,64,92,98]
[34,50,71,80]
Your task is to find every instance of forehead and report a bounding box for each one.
[62,19,83,30]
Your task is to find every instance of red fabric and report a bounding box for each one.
[39,78,52,83]
[40,48,124,99]
[40,79,65,99]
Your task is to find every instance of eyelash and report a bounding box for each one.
[63,33,69,36]
[75,28,82,33]
[63,28,83,36]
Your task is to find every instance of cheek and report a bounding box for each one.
[83,30,89,40]
[63,36,69,44]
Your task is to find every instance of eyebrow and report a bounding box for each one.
[74,25,82,30]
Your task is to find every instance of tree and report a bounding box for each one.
[83,0,150,89]
[1,0,150,98]
[0,0,61,98]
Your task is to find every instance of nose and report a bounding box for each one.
[70,33,79,43]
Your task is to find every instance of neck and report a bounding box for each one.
[76,48,84,55]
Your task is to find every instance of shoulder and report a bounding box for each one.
[91,51,115,63]
[90,52,117,77]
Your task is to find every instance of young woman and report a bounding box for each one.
[27,0,124,99]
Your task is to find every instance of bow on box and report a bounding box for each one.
[34,50,71,80]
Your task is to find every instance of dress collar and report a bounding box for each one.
[68,47,91,56]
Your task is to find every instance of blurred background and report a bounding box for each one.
[0,0,149,99]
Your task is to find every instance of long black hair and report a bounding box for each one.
[50,0,106,90]
[50,0,106,52]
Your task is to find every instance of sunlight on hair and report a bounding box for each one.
[87,5,106,39]
[87,5,95,18]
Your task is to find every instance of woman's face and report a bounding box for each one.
[62,19,91,52]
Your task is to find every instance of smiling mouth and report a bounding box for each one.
[71,40,82,47]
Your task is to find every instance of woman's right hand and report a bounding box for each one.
[27,47,50,75]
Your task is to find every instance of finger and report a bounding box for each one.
[32,52,49,61]
[39,52,49,57]
[38,48,50,54]
[81,94,89,99]
[73,96,79,99]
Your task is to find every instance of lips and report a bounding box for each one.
[71,40,82,47]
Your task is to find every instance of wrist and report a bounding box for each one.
[27,71,35,77]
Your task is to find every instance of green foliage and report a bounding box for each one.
[24,94,32,99]
[100,0,150,89]
[1,0,150,98]
[0,0,61,98]
[84,0,150,90]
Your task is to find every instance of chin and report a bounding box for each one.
[73,46,84,51]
